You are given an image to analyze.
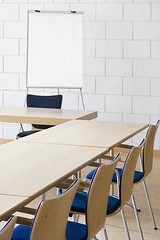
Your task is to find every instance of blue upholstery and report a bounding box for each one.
[107,196,121,215]
[71,192,87,213]
[17,94,62,138]
[66,221,87,240]
[17,130,39,138]
[86,167,144,184]
[11,225,31,240]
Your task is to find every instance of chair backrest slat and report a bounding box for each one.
[86,154,120,239]
[120,143,144,207]
[0,216,17,240]
[143,120,160,178]
[29,179,80,240]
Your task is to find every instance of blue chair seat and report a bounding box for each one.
[71,192,87,213]
[11,225,31,240]
[86,168,144,184]
[66,221,87,240]
[32,124,54,130]
[112,168,144,183]
[17,130,40,138]
[107,196,121,215]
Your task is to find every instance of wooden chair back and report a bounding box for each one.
[120,143,144,207]
[0,216,17,240]
[30,179,80,240]
[86,154,120,240]
[143,120,159,178]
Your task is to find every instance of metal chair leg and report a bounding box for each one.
[131,194,144,240]
[143,180,158,230]
[92,237,99,240]
[121,209,131,240]
[127,201,141,212]
[103,226,108,240]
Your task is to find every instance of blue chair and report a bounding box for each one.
[112,120,160,231]
[0,216,17,240]
[11,179,80,240]
[65,154,120,240]
[74,144,144,240]
[17,94,63,138]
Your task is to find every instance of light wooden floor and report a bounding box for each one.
[1,149,160,239]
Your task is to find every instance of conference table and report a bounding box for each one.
[0,107,149,222]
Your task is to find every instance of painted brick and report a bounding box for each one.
[123,114,149,124]
[0,56,3,72]
[84,22,105,39]
[0,22,3,38]
[98,112,122,122]
[106,22,132,40]
[0,74,18,90]
[84,58,105,76]
[54,0,78,3]
[4,123,21,140]
[0,4,18,20]
[20,39,27,56]
[20,4,44,20]
[134,22,160,40]
[123,77,150,96]
[97,40,122,58]
[61,93,79,110]
[80,94,105,112]
[106,95,132,113]
[4,56,26,73]
[4,21,27,38]
[82,76,95,94]
[4,91,26,107]
[19,74,27,91]
[124,3,150,21]
[80,0,105,2]
[96,77,122,94]
[0,39,18,55]
[97,3,123,21]
[151,41,160,58]
[133,96,160,115]
[133,60,160,77]
[4,0,27,2]
[29,0,52,2]
[45,4,69,11]
[106,59,132,77]
[124,41,150,58]
[70,4,96,21]
[0,91,3,106]
[151,78,160,96]
[152,3,160,20]
[83,40,95,57]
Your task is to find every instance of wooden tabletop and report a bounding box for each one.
[0,140,108,220]
[20,120,149,149]
[0,195,27,221]
[0,106,97,125]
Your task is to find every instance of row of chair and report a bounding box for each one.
[1,136,149,240]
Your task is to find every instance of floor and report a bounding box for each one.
[2,149,160,239]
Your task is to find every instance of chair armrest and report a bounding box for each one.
[19,207,36,215]
[56,178,90,192]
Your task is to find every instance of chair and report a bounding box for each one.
[112,120,159,231]
[65,154,120,240]
[0,216,17,240]
[17,94,63,138]
[75,144,144,240]
[11,179,80,240]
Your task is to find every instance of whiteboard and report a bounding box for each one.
[27,11,83,89]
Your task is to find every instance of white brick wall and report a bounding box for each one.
[0,1,159,149]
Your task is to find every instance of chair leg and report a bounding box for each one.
[143,180,158,230]
[131,194,144,240]
[103,226,108,240]
[92,237,99,240]
[121,209,131,240]
[127,201,141,212]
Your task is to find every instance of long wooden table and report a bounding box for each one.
[0,110,148,222]
[20,120,149,150]
[0,140,109,221]
[0,106,97,125]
